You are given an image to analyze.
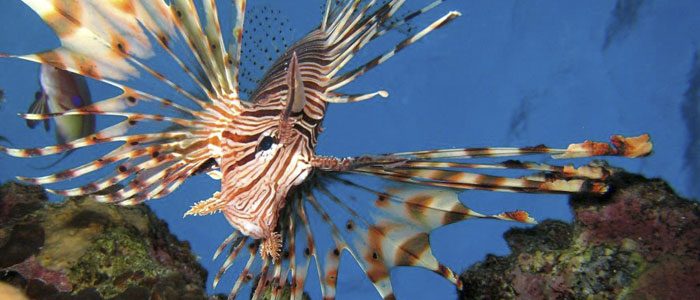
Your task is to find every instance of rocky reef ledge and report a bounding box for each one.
[459,173,700,299]
[0,182,210,299]
[2,172,697,299]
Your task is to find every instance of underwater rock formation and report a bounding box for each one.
[459,173,700,299]
[4,171,696,299]
[0,182,210,299]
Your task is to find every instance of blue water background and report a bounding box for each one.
[1,1,699,299]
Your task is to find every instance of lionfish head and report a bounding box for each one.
[219,52,313,248]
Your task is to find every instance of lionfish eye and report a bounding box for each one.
[258,135,275,152]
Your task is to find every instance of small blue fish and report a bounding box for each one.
[26,65,95,166]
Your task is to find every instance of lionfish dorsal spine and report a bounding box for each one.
[284,52,307,118]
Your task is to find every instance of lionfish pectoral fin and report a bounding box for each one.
[184,191,224,217]
[26,91,49,131]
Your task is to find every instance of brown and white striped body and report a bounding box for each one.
[210,31,336,245]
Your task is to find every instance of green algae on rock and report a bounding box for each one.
[0,182,209,299]
[459,173,700,299]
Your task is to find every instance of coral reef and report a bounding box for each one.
[459,173,700,299]
[0,182,209,299]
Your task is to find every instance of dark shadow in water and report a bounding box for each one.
[508,95,534,141]
[602,0,646,51]
[682,50,700,198]
[508,91,547,142]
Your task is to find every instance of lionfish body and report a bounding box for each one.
[0,0,652,299]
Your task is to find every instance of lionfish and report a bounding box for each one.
[0,0,652,299]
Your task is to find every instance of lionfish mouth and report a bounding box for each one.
[0,0,652,299]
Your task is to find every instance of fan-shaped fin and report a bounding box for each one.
[295,175,539,299]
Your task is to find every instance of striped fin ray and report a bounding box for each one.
[333,134,653,195]
[0,119,132,158]
[78,88,200,117]
[203,0,235,95]
[212,235,249,289]
[230,241,260,298]
[326,0,366,44]
[262,201,300,300]
[374,0,450,39]
[287,174,538,300]
[302,190,347,299]
[289,193,318,300]
[321,0,458,94]
[7,99,224,203]
[209,237,288,299]
[119,163,196,204]
[324,0,406,77]
[328,10,460,91]
[389,134,653,160]
[396,160,612,180]
[169,0,230,97]
[20,111,209,129]
[92,141,213,204]
[23,132,205,201]
[329,0,407,47]
[19,139,185,186]
[1,126,188,160]
[228,0,247,94]
[321,0,336,31]
[209,194,302,300]
[250,259,272,300]
[353,167,610,194]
